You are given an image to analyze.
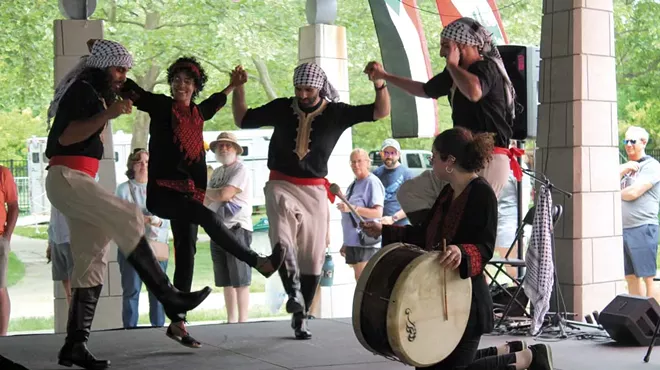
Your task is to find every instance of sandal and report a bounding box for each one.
[166,324,202,349]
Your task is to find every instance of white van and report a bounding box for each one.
[369,149,433,177]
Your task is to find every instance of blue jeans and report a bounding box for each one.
[117,250,168,328]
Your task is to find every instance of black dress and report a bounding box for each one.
[382,177,517,369]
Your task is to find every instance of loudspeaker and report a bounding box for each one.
[496,45,540,141]
[599,294,660,346]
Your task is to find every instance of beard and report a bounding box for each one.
[216,152,237,166]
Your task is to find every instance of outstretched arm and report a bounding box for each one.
[372,80,390,120]
[365,61,429,98]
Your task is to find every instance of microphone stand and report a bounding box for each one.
[518,168,602,339]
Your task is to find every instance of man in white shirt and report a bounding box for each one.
[205,132,253,323]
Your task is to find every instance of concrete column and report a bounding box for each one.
[53,20,123,332]
[537,0,623,320]
[298,23,356,318]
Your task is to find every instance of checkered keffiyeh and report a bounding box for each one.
[47,39,134,128]
[293,62,340,102]
[441,18,516,120]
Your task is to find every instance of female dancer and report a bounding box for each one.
[122,58,285,348]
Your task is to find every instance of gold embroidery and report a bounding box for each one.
[291,99,328,160]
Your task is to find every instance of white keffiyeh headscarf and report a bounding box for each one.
[47,39,134,128]
[441,18,516,119]
[293,62,340,102]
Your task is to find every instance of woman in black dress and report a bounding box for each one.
[362,127,553,370]
[122,58,284,348]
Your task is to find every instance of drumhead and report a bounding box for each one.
[352,242,407,357]
[386,251,472,367]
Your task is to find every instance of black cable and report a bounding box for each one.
[397,0,528,17]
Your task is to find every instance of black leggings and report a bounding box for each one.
[417,335,517,370]
[147,185,259,295]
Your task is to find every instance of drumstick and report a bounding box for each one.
[443,239,448,321]
[329,183,365,223]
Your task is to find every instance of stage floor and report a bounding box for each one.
[0,318,658,370]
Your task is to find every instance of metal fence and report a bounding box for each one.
[0,159,30,215]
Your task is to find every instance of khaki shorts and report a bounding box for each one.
[0,236,9,288]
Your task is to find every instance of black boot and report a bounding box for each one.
[127,237,211,321]
[57,286,110,370]
[277,245,304,314]
[291,274,320,340]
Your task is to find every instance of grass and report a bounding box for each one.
[6,252,25,287]
[8,304,289,333]
[13,225,49,240]
[152,241,266,294]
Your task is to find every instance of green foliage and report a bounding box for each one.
[0,0,655,158]
[0,110,48,160]
[12,225,49,240]
[7,251,25,287]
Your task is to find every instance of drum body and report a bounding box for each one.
[352,243,472,367]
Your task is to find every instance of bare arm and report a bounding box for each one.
[206,185,241,203]
[232,85,248,128]
[356,205,383,219]
[58,100,130,146]
[446,63,483,102]
[4,201,18,241]
[373,81,390,120]
[621,183,653,201]
[382,73,428,98]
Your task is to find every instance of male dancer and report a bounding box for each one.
[45,39,210,369]
[232,62,390,339]
[367,17,522,212]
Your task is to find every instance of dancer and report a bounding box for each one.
[121,57,285,348]
[366,17,522,214]
[232,62,390,339]
[45,39,210,369]
[362,127,552,370]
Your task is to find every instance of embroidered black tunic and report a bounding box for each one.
[241,97,376,178]
[123,79,227,203]
[381,176,497,336]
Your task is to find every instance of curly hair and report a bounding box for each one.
[166,56,208,101]
[433,127,495,173]
[125,148,149,180]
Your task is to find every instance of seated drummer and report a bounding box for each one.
[362,127,553,370]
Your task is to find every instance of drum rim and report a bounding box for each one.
[386,252,473,367]
[352,242,414,357]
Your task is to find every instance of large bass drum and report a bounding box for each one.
[352,242,472,367]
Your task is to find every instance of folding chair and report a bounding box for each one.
[495,204,564,327]
[486,206,537,319]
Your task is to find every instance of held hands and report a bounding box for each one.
[437,244,462,270]
[230,65,248,87]
[107,99,133,119]
[360,221,382,238]
[363,61,386,87]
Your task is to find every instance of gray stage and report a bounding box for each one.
[0,318,657,369]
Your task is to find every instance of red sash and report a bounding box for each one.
[269,170,335,203]
[493,147,524,181]
[49,156,100,178]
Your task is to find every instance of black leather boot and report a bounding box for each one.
[290,274,320,340]
[277,245,304,314]
[127,237,211,321]
[57,286,109,370]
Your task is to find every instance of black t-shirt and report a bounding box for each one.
[423,59,512,148]
[241,97,376,178]
[45,80,106,159]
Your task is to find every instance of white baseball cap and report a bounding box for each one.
[381,138,401,152]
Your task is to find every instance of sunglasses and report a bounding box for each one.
[623,139,637,145]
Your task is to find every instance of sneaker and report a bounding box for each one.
[529,344,553,370]
[507,340,528,353]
